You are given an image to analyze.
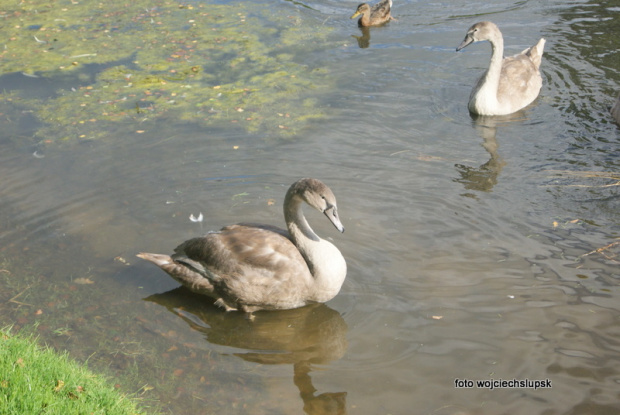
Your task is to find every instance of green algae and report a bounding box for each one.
[0,0,335,142]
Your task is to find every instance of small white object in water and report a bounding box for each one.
[189,212,204,222]
[33,151,45,159]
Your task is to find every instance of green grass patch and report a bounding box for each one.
[0,327,146,415]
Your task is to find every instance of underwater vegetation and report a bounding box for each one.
[0,0,334,142]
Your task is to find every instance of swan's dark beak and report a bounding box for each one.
[456,35,473,51]
[324,207,345,233]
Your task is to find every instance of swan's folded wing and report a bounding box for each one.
[498,55,542,104]
[173,224,313,307]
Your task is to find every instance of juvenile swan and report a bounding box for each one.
[612,92,620,124]
[350,0,393,27]
[137,178,347,318]
[456,21,545,116]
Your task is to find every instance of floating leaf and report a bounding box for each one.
[114,256,130,265]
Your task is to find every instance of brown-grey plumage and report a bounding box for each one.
[350,0,393,27]
[456,21,545,116]
[137,178,347,318]
[612,92,620,124]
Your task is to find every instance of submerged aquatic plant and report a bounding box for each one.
[0,0,334,142]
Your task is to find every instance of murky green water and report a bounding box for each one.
[1,0,619,414]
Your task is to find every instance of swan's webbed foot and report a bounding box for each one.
[238,304,256,321]
[214,298,236,312]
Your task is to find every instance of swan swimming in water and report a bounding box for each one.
[457,21,546,116]
[138,178,347,319]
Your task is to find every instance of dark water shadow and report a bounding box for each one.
[0,53,138,100]
[145,288,348,414]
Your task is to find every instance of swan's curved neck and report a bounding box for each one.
[284,193,321,278]
[481,35,504,97]
[284,194,320,245]
[283,191,347,302]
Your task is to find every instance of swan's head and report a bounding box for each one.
[290,178,345,233]
[351,3,371,19]
[456,21,499,51]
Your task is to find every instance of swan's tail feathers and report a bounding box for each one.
[524,38,546,69]
[137,252,217,295]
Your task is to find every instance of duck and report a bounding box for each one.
[456,21,546,116]
[350,0,393,27]
[137,178,347,319]
[612,92,620,124]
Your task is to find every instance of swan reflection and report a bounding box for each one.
[145,288,348,414]
[454,111,536,192]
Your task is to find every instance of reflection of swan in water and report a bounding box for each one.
[454,113,534,192]
[295,361,347,415]
[145,288,348,414]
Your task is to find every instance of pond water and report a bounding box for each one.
[1,0,619,414]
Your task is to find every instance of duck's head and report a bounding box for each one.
[351,3,371,19]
